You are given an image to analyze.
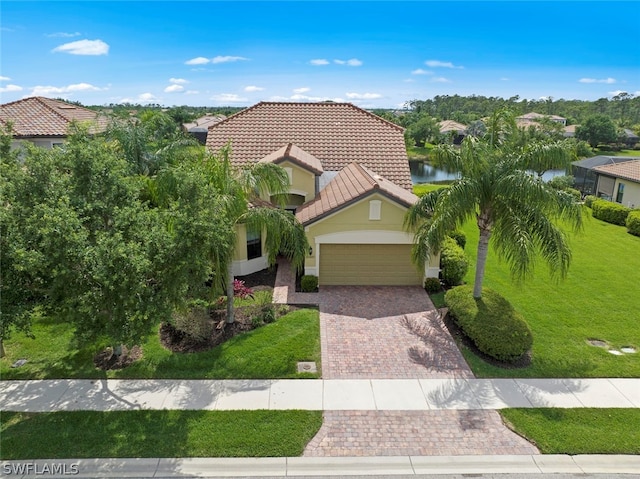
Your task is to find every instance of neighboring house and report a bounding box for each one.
[572,155,638,201]
[0,96,108,149]
[592,160,640,208]
[516,112,567,127]
[621,128,639,148]
[206,101,439,285]
[563,124,578,138]
[438,120,467,145]
[183,114,226,144]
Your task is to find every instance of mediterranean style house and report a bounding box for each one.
[573,156,640,207]
[206,101,439,286]
[0,96,108,149]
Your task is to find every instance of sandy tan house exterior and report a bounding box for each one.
[206,102,438,285]
[593,160,640,209]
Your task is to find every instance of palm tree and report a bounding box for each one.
[200,145,308,323]
[405,109,583,299]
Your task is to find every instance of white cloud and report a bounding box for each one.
[293,87,310,94]
[425,60,463,69]
[52,39,109,55]
[608,90,631,97]
[169,78,188,84]
[211,55,248,64]
[411,69,432,75]
[138,93,157,102]
[579,77,616,84]
[0,76,11,81]
[46,32,81,38]
[345,92,382,100]
[431,77,451,83]
[334,58,362,66]
[185,56,210,65]
[210,93,248,103]
[164,84,184,93]
[30,83,102,96]
[310,59,330,66]
[244,85,264,92]
[272,94,344,102]
[0,84,22,93]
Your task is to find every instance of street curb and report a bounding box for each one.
[2,454,640,477]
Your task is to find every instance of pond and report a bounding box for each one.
[409,160,567,185]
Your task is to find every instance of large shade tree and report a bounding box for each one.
[405,109,583,299]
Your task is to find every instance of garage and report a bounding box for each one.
[319,243,422,286]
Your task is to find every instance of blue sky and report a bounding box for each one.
[1,1,639,108]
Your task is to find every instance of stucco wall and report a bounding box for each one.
[615,179,640,209]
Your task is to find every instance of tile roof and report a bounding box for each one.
[517,112,566,122]
[438,120,467,134]
[593,159,640,183]
[258,143,324,175]
[296,162,417,225]
[183,114,226,132]
[572,155,637,169]
[206,102,412,190]
[0,96,108,137]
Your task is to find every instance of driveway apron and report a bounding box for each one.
[306,285,539,457]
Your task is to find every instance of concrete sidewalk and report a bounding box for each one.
[2,378,639,412]
[2,454,640,477]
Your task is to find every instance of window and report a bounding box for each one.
[616,183,625,203]
[369,200,381,220]
[246,228,262,260]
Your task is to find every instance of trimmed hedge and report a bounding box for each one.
[445,285,533,363]
[448,230,467,250]
[300,275,318,292]
[626,210,640,236]
[591,198,631,226]
[440,237,468,287]
[423,277,442,294]
[583,195,597,208]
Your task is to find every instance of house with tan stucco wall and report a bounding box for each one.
[206,101,438,286]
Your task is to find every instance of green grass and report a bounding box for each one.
[595,148,640,157]
[501,409,640,454]
[456,210,640,377]
[0,410,323,459]
[407,144,434,160]
[413,183,449,197]
[1,308,321,380]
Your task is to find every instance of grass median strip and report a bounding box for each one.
[1,410,323,460]
[501,408,640,455]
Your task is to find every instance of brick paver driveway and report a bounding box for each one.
[308,285,539,457]
[319,286,473,379]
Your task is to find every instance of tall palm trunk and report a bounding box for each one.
[225,262,235,324]
[474,210,493,299]
[0,339,5,358]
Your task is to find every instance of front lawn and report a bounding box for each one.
[1,410,323,459]
[457,209,640,377]
[501,409,640,454]
[0,308,321,380]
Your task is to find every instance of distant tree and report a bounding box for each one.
[465,120,486,138]
[576,114,617,148]
[406,115,439,147]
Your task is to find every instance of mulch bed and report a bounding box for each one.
[94,345,143,370]
[93,267,280,367]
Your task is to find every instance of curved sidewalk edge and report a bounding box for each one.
[2,455,640,477]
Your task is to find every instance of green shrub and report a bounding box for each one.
[448,230,467,250]
[423,277,442,294]
[566,188,582,201]
[440,237,469,287]
[445,285,533,363]
[300,275,318,292]
[584,195,597,208]
[172,303,212,342]
[591,198,631,226]
[626,210,640,236]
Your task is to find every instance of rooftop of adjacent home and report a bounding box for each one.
[0,96,108,137]
[593,159,640,183]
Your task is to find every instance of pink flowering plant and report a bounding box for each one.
[233,279,254,299]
